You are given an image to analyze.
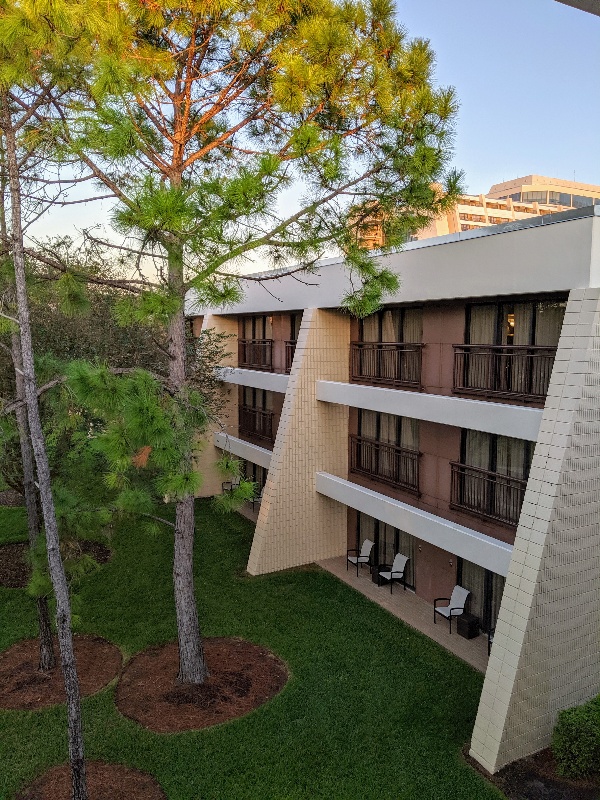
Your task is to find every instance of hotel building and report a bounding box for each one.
[187,204,600,774]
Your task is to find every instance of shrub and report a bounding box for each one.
[552,694,600,778]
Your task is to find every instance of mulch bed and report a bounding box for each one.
[116,637,289,733]
[0,489,23,507]
[0,540,112,589]
[15,761,166,800]
[465,746,600,799]
[0,635,122,710]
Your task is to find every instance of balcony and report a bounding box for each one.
[453,345,557,403]
[285,340,296,374]
[238,339,273,371]
[238,406,274,443]
[350,342,423,389]
[450,462,527,527]
[349,435,419,494]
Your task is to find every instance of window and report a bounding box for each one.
[290,313,302,341]
[352,411,419,491]
[463,430,533,481]
[521,190,548,204]
[244,461,268,492]
[572,194,594,208]
[459,213,486,222]
[488,216,508,225]
[360,307,422,344]
[467,300,566,347]
[548,191,572,206]
[242,315,272,340]
[242,387,272,410]
[358,410,418,450]
[356,512,415,588]
[457,558,505,633]
[460,224,479,231]
[508,192,521,201]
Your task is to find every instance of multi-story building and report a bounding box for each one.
[555,0,600,14]
[187,203,600,775]
[415,175,600,239]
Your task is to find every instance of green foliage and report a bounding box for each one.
[552,694,600,778]
[0,501,498,800]
[212,479,256,514]
[54,272,90,317]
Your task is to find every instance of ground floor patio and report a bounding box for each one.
[318,556,490,674]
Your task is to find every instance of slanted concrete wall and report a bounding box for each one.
[247,308,350,574]
[471,287,600,772]
[194,314,238,498]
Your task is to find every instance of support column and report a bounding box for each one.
[194,314,238,498]
[247,308,350,575]
[470,288,600,772]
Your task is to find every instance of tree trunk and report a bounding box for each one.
[11,331,56,672]
[167,244,208,685]
[1,94,88,800]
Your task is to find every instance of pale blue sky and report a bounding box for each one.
[395,0,600,192]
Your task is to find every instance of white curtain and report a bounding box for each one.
[382,310,399,342]
[512,303,533,345]
[535,301,566,346]
[362,314,379,342]
[379,413,397,444]
[464,430,491,469]
[402,308,422,343]
[358,512,376,550]
[400,418,419,451]
[359,410,378,439]
[469,304,496,344]
[396,528,415,587]
[459,559,483,621]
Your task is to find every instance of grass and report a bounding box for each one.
[0,502,504,800]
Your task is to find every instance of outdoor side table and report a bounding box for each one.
[456,613,480,639]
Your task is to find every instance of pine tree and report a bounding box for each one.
[1,0,462,684]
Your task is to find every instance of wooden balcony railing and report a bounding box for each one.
[453,344,557,402]
[450,462,527,527]
[285,340,296,374]
[350,342,423,389]
[238,406,274,443]
[238,339,274,371]
[349,435,419,493]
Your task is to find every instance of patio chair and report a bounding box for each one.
[222,476,241,493]
[347,539,374,577]
[251,487,264,511]
[377,553,409,594]
[433,585,470,633]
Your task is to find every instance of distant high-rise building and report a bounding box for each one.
[411,175,600,242]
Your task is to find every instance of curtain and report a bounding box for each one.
[361,314,380,342]
[379,413,397,444]
[358,411,378,474]
[464,430,491,469]
[396,528,415,587]
[382,310,399,342]
[358,512,376,551]
[400,418,419,451]
[512,303,533,345]
[495,436,526,478]
[359,410,378,439]
[379,522,396,566]
[467,305,496,389]
[535,301,566,346]
[488,573,506,632]
[242,317,253,339]
[459,559,484,622]
[263,390,273,411]
[468,304,496,344]
[290,313,302,341]
[402,308,422,343]
[264,315,273,339]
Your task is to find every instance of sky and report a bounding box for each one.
[393,0,600,193]
[32,0,600,244]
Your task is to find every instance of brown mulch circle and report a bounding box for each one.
[15,761,166,800]
[465,746,600,800]
[0,540,112,589]
[0,489,23,507]
[116,637,289,733]
[0,635,122,710]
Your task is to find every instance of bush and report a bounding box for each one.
[552,694,600,778]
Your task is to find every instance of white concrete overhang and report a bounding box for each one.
[316,381,543,442]
[316,472,513,577]
[213,432,272,469]
[215,367,289,394]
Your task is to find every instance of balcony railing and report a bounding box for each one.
[350,342,423,389]
[238,406,274,443]
[453,344,557,402]
[238,339,274,371]
[285,340,296,374]
[350,435,419,493]
[450,462,527,527]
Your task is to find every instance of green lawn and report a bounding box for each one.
[0,502,503,800]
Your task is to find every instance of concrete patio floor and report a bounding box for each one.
[317,556,489,674]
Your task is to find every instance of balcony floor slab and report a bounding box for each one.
[317,555,490,674]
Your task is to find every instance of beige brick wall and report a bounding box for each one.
[194,314,238,498]
[247,308,350,574]
[470,288,600,773]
